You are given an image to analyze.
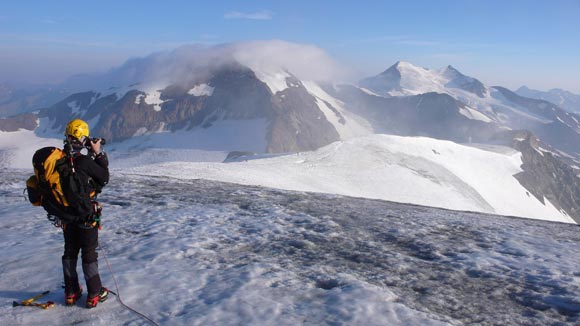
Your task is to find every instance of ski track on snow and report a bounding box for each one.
[0,171,579,326]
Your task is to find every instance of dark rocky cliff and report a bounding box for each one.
[509,131,580,224]
[267,76,340,152]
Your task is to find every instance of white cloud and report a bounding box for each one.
[224,10,273,20]
[49,40,352,92]
[231,40,352,82]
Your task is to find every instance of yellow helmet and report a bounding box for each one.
[65,119,90,140]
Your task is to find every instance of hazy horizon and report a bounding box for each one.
[1,0,579,93]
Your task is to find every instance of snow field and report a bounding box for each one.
[1,171,578,325]
[0,130,62,168]
[126,135,574,223]
[0,172,453,326]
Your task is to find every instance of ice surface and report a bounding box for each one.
[1,171,578,325]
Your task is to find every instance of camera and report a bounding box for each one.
[84,137,107,148]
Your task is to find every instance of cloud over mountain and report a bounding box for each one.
[62,40,351,92]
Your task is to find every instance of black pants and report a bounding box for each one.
[62,224,102,297]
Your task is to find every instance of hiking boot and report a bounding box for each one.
[65,287,83,306]
[86,287,108,309]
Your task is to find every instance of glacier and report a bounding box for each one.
[1,170,578,325]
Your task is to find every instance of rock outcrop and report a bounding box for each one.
[509,131,580,223]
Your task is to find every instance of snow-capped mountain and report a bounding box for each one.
[516,86,580,114]
[359,61,488,98]
[357,61,580,162]
[3,52,578,162]
[1,43,368,154]
[1,43,580,224]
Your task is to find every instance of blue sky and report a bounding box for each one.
[1,0,579,92]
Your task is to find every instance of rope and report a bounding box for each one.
[99,242,161,326]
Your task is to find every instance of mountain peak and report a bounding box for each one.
[439,65,487,98]
[441,64,464,78]
[381,61,424,74]
[516,85,532,93]
[361,61,440,97]
[362,61,490,98]
[396,61,426,70]
[394,60,415,67]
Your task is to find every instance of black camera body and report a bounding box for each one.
[84,137,107,148]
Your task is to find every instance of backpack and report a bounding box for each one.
[26,147,93,225]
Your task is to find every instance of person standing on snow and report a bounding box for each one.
[61,119,110,308]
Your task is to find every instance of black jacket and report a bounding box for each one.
[73,153,109,197]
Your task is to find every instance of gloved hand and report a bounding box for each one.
[89,139,102,154]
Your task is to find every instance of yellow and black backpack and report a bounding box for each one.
[26,147,93,225]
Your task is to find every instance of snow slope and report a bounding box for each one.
[0,118,268,169]
[0,130,62,168]
[126,135,574,224]
[1,131,573,223]
[390,61,450,96]
[302,81,373,139]
[1,171,579,325]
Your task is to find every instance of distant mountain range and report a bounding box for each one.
[0,83,70,117]
[3,58,580,159]
[357,61,580,159]
[516,86,580,114]
[1,43,579,223]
